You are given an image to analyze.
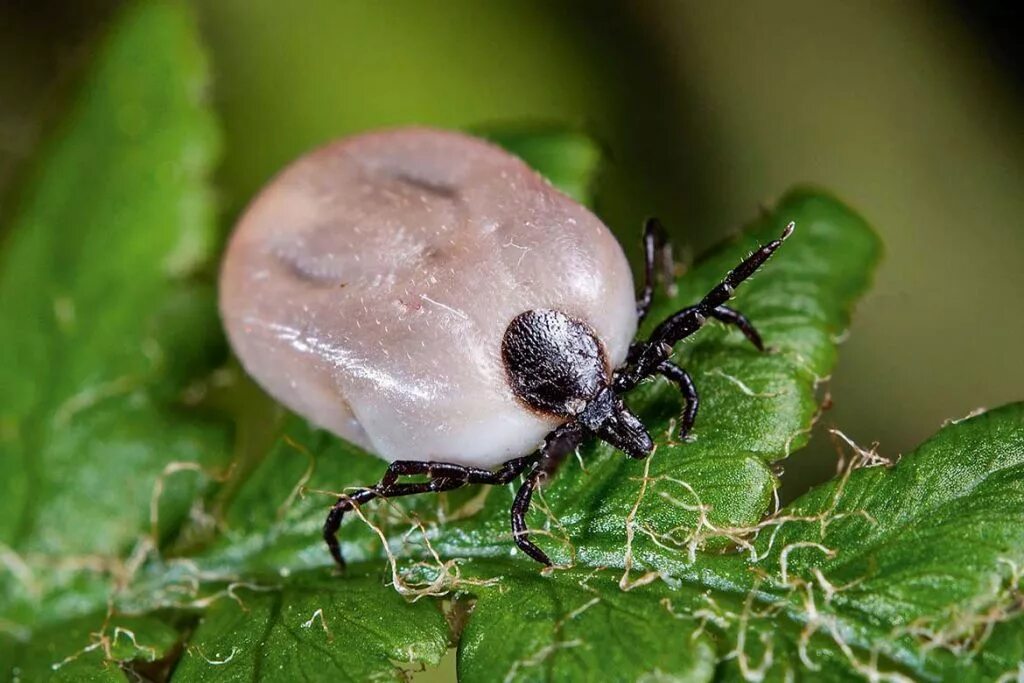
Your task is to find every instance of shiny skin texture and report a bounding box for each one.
[220,128,637,468]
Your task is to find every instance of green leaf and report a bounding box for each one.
[711,401,1024,681]
[0,612,180,682]
[0,0,227,628]
[172,571,450,682]
[457,564,716,682]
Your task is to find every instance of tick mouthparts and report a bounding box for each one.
[595,408,654,459]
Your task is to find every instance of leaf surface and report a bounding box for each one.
[0,612,180,682]
[172,572,450,682]
[0,0,227,635]
[457,564,716,683]
[0,0,225,558]
[711,402,1024,681]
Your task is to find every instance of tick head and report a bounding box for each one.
[590,394,653,459]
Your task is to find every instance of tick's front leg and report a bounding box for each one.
[509,422,584,566]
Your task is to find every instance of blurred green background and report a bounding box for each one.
[3,0,1023,500]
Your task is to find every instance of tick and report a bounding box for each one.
[219,128,792,567]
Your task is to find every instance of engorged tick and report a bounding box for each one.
[218,127,793,567]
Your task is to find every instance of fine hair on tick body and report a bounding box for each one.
[217,127,794,568]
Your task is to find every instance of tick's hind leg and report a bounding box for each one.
[324,456,538,568]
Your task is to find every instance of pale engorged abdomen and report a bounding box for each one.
[219,128,637,468]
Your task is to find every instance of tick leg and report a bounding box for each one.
[615,223,792,391]
[636,217,674,324]
[711,305,764,351]
[657,360,699,439]
[511,465,550,565]
[509,422,584,567]
[650,223,792,349]
[324,480,438,569]
[324,456,538,569]
[380,459,535,486]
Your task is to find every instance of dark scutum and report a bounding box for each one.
[501,309,608,417]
